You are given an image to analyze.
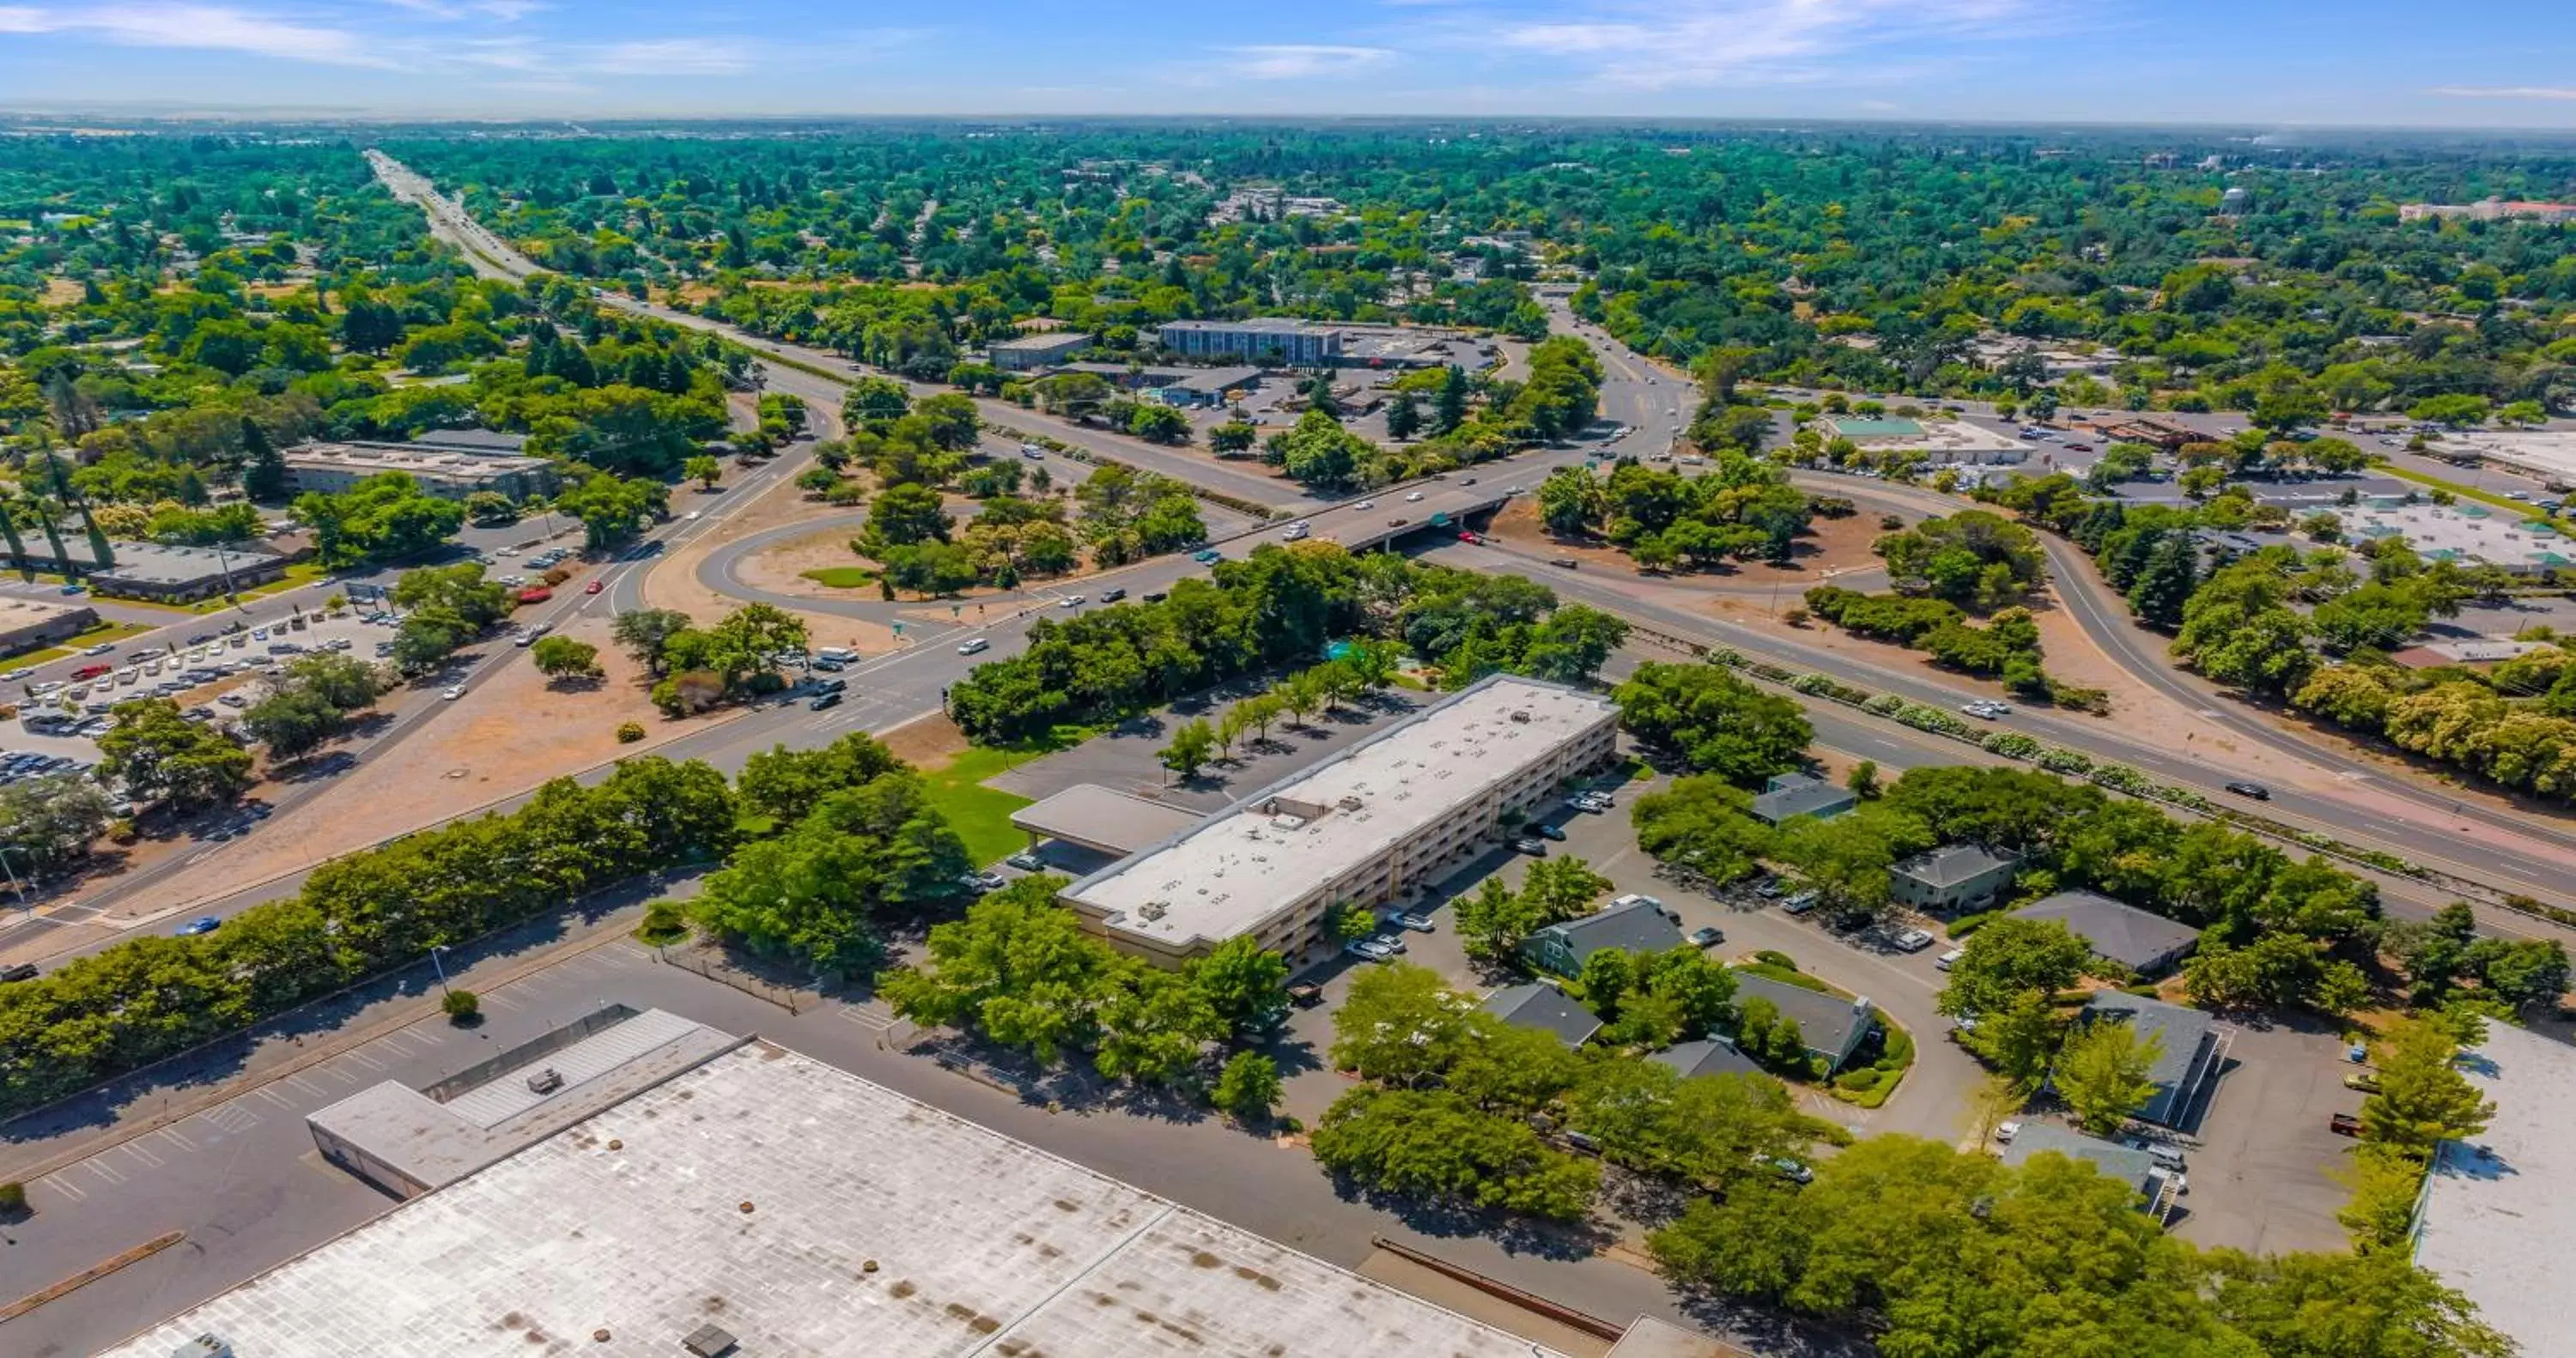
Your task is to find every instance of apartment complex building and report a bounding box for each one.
[1060,676,1619,967]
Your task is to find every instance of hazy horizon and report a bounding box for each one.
[2,0,2573,130]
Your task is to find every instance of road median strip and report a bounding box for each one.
[0,1231,185,1323]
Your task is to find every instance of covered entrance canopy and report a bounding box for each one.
[1008,784,1206,857]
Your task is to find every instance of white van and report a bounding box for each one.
[815,646,860,664]
[957,638,990,656]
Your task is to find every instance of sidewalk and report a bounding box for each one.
[0,871,702,1185]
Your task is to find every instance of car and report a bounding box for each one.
[1280,525,1309,541]
[585,579,605,595]
[1935,948,1965,972]
[1385,517,1408,527]
[1141,591,1167,603]
[1995,1120,2020,1144]
[811,657,848,674]
[1099,587,1127,603]
[1355,500,1376,511]
[1058,595,1085,609]
[957,638,990,656]
[1394,912,1437,933]
[2329,1112,2362,1137]
[0,669,27,682]
[252,627,269,641]
[1287,982,1325,1009]
[1760,1155,1814,1185]
[1005,851,1048,872]
[1534,823,1566,841]
[1571,791,1612,812]
[71,664,111,681]
[218,692,249,707]
[1512,836,1547,855]
[1782,890,1820,914]
[1192,549,1223,564]
[58,583,83,595]
[1020,443,1045,459]
[82,641,116,656]
[813,677,849,695]
[1459,476,1476,486]
[441,685,466,700]
[1404,491,1425,502]
[683,510,702,521]
[2223,780,2271,800]
[1344,939,1391,962]
[0,962,39,983]
[176,916,222,937]
[966,870,1006,892]
[1689,925,1724,948]
[1891,927,1936,953]
[2123,1137,2188,1172]
[1370,931,1408,955]
[2343,1071,2381,1093]
[1456,530,1481,544]
[1547,557,1578,569]
[1959,700,2010,720]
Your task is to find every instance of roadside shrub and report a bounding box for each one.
[2034,747,2093,775]
[442,989,481,1023]
[1982,731,2042,760]
[1753,950,1800,972]
[1947,911,2000,937]
[0,1180,26,1216]
[1862,692,1906,716]
[106,818,138,845]
[615,721,647,743]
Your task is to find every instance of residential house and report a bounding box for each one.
[1730,972,1877,1075]
[1889,845,2020,912]
[1748,772,1856,827]
[1649,1038,1763,1082]
[2014,890,2202,976]
[1522,894,1683,979]
[2080,992,2227,1129]
[1479,983,1601,1048]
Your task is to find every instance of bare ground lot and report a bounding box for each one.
[1486,498,1891,593]
[89,612,737,928]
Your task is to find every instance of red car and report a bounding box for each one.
[516,586,554,604]
[584,579,605,595]
[1456,530,1481,544]
[72,663,112,680]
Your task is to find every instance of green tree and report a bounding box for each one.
[1938,916,2090,1020]
[1185,937,1291,1039]
[1613,663,1813,780]
[99,699,253,810]
[611,608,694,675]
[2360,1017,2495,1155]
[1159,717,1216,780]
[2057,1015,2165,1136]
[1310,1086,1599,1220]
[1519,855,1612,922]
[1212,1052,1283,1121]
[1455,876,1546,960]
[529,635,604,682]
[1329,962,1478,1088]
[2336,1143,2429,1253]
[683,454,723,489]
[1094,965,1222,1085]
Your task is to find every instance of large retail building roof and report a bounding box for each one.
[2412,1022,2576,1358]
[104,1040,1588,1358]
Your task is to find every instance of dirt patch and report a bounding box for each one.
[41,276,84,306]
[881,712,969,770]
[734,525,869,597]
[92,613,733,927]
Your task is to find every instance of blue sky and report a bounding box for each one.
[2,0,2573,127]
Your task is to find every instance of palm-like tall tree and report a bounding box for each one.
[0,488,31,577]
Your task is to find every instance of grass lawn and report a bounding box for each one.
[6,620,155,666]
[915,724,1097,867]
[800,566,878,589]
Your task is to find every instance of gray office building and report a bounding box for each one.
[1158,318,1342,365]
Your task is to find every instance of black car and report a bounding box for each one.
[1534,823,1567,841]
[1,962,39,983]
[2224,780,2271,800]
[809,691,844,711]
[1142,591,1168,603]
[1100,587,1127,603]
[814,677,848,694]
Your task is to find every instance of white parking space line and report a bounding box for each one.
[156,1125,197,1153]
[284,1072,328,1098]
[121,1140,164,1169]
[39,1173,87,1202]
[482,991,526,1011]
[255,1087,296,1109]
[86,1158,127,1185]
[344,1050,386,1071]
[204,1103,260,1134]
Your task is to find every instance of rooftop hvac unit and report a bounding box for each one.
[173,1337,234,1358]
[682,1323,740,1357]
[1510,710,1533,724]
[1140,901,1168,921]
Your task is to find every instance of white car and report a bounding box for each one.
[1354,500,1376,511]
[1935,948,1965,972]
[1995,1120,2020,1144]
[683,511,702,521]
[1405,491,1425,502]
[1959,700,2012,720]
[82,642,116,656]
[957,638,990,656]
[441,685,466,700]
[1892,927,1935,953]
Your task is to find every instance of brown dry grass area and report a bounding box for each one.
[41,276,83,306]
[735,525,866,596]
[881,712,969,769]
[94,613,732,925]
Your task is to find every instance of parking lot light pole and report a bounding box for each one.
[0,846,30,912]
[428,943,452,996]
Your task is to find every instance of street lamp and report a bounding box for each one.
[0,845,32,912]
[428,943,452,996]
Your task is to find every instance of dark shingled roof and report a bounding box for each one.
[2083,991,2220,1126]
[1534,895,1685,964]
[1479,983,1601,1047]
[2015,890,2202,973]
[1650,1039,1763,1082]
[1896,843,2019,888]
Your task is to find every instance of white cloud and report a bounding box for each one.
[582,38,756,76]
[1224,44,1397,79]
[0,3,386,64]
[378,0,544,20]
[2428,86,2576,101]
[1467,0,2035,88]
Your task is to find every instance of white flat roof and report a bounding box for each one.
[105,1042,1578,1358]
[2412,1022,2576,1358]
[1063,676,1615,949]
